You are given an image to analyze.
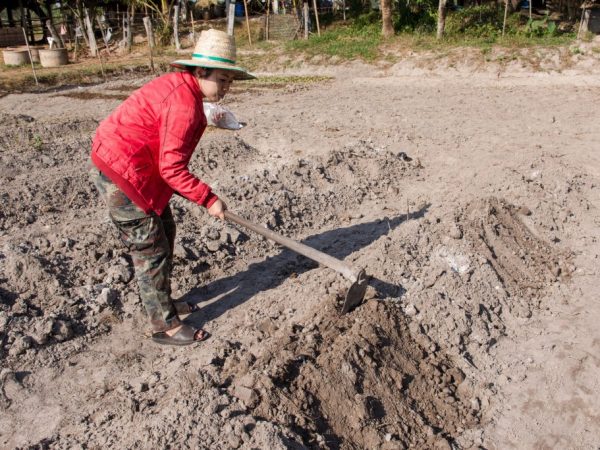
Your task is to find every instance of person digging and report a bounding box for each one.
[89,29,255,346]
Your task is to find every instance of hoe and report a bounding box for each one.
[225,211,369,314]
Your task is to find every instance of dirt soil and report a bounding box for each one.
[1,44,599,449]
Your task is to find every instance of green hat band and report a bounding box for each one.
[192,53,236,65]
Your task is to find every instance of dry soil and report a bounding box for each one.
[0,44,599,449]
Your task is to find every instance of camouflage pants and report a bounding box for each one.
[89,166,180,332]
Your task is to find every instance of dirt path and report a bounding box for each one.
[1,53,599,448]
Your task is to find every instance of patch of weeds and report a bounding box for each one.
[52,92,129,101]
[525,13,557,38]
[103,84,138,92]
[286,23,381,61]
[248,75,333,84]
[233,75,333,93]
[591,47,600,54]
[570,46,582,55]
[30,135,43,150]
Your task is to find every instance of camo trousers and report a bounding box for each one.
[89,166,180,332]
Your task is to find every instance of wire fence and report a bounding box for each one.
[0,0,343,49]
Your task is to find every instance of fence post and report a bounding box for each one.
[190,9,196,43]
[143,16,155,73]
[312,0,320,36]
[143,15,155,48]
[304,2,309,39]
[174,2,181,50]
[227,1,236,35]
[22,27,38,86]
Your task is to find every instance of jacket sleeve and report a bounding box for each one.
[157,102,218,209]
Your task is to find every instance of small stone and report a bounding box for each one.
[204,227,221,241]
[404,303,418,317]
[105,264,133,284]
[0,312,9,334]
[173,244,188,259]
[206,240,221,252]
[497,374,509,386]
[232,385,258,408]
[518,206,532,216]
[97,287,117,306]
[448,224,463,239]
[51,319,73,342]
[11,299,28,315]
[131,379,149,393]
[221,227,241,244]
[8,335,34,356]
[227,435,242,449]
[434,437,452,450]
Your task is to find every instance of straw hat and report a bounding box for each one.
[171,29,255,80]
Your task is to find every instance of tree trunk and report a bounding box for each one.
[84,8,98,56]
[173,2,181,50]
[436,0,447,39]
[47,20,65,48]
[381,0,394,37]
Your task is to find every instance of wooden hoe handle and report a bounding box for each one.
[224,211,362,283]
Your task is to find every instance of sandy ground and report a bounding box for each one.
[1,43,599,449]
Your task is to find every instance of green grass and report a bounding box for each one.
[285,23,382,61]
[273,8,575,64]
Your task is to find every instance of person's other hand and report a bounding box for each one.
[208,199,227,220]
[212,109,225,123]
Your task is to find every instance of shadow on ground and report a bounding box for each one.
[183,205,429,326]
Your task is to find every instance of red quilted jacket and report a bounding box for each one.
[91,72,217,215]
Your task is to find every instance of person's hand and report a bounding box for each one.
[212,109,225,124]
[207,199,227,220]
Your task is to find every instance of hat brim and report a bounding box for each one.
[170,59,256,80]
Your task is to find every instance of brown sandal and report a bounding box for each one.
[152,324,209,346]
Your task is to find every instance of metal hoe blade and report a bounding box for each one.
[341,269,369,314]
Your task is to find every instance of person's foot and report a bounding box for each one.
[152,324,209,346]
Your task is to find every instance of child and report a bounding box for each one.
[89,29,255,346]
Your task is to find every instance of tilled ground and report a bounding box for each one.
[0,59,599,449]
